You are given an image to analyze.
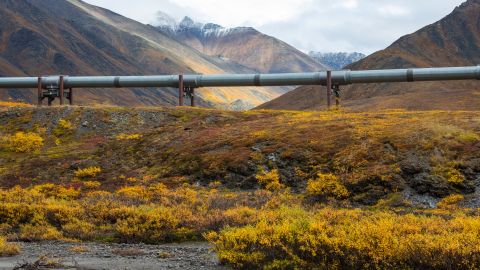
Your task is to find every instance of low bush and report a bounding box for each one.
[437,194,464,208]
[0,236,20,256]
[1,132,43,153]
[306,173,349,200]
[53,119,74,137]
[74,167,102,178]
[256,169,283,191]
[116,133,142,140]
[207,206,480,270]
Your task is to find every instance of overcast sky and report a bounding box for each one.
[84,0,466,55]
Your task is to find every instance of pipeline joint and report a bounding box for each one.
[114,77,121,88]
[406,69,414,82]
[254,74,261,86]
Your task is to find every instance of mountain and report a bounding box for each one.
[0,0,293,110]
[156,16,328,73]
[257,0,480,111]
[308,52,366,70]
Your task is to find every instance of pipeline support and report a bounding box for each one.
[326,71,332,109]
[0,65,478,109]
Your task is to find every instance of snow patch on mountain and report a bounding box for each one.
[309,52,366,70]
[155,15,254,38]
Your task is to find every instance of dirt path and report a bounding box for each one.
[0,241,229,270]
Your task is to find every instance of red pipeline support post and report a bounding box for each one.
[178,74,184,106]
[191,88,195,107]
[59,76,64,105]
[37,77,42,106]
[326,70,332,109]
[69,88,73,105]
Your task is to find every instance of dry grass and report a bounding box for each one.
[112,248,145,257]
[0,107,480,269]
[0,236,20,257]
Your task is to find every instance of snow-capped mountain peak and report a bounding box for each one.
[308,51,366,69]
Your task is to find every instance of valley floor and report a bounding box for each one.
[0,104,480,269]
[0,241,226,270]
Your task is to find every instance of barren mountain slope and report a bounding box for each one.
[258,0,480,111]
[0,0,287,109]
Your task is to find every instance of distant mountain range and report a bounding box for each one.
[308,52,366,70]
[257,0,480,111]
[156,15,328,73]
[0,0,326,110]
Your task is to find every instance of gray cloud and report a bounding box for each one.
[85,0,466,55]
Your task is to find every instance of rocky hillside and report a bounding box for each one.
[156,16,328,73]
[1,105,480,207]
[258,0,480,111]
[308,52,366,70]
[0,0,289,110]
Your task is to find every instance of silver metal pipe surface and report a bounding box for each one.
[0,66,478,89]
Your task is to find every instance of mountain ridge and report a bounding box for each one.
[0,0,305,110]
[155,16,328,74]
[257,0,480,111]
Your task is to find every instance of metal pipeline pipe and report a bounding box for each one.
[0,66,478,89]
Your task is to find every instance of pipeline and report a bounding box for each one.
[0,66,479,89]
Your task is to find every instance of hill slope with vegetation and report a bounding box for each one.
[0,105,480,268]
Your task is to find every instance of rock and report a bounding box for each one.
[82,121,89,127]
[267,153,277,162]
[400,155,430,175]
[409,173,452,197]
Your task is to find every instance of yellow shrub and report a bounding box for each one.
[75,167,102,178]
[306,173,349,199]
[457,131,480,142]
[437,194,464,208]
[83,181,101,189]
[1,132,43,153]
[19,223,63,241]
[115,207,180,243]
[209,206,480,270]
[445,168,465,184]
[53,119,74,137]
[32,184,80,200]
[256,169,284,191]
[116,186,147,201]
[434,165,465,185]
[116,133,142,140]
[0,236,20,256]
[0,101,32,108]
[62,219,97,240]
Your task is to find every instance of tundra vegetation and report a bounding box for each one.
[0,105,480,269]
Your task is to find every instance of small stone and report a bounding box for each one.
[81,121,89,127]
[267,153,277,162]
[251,146,261,152]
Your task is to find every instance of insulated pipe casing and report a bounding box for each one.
[0,66,478,89]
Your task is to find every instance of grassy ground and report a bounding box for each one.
[0,105,479,268]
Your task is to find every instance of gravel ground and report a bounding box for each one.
[0,241,229,270]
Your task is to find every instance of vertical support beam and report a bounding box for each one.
[178,75,184,106]
[59,76,64,106]
[37,77,42,106]
[326,70,332,109]
[334,85,340,110]
[191,88,195,107]
[69,88,73,105]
